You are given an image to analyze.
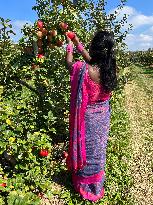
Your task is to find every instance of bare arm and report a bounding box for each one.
[73,36,91,63]
[66,49,74,70]
[65,37,74,71]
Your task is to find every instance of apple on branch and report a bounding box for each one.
[37,31,43,39]
[37,20,44,30]
[42,28,48,36]
[59,22,68,30]
[39,149,49,157]
[50,29,57,37]
[66,31,75,40]
[37,54,44,58]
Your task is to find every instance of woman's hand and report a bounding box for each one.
[73,33,91,63]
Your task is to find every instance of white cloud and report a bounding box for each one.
[110,6,153,29]
[140,42,152,47]
[130,14,153,28]
[139,34,153,42]
[109,5,135,17]
[109,6,153,50]
[125,33,153,51]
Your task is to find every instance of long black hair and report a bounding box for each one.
[89,30,117,93]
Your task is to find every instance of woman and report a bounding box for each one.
[65,30,117,202]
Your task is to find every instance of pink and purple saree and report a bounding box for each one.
[66,61,111,202]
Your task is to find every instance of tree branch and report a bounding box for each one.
[14,77,42,97]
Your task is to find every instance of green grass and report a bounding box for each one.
[130,64,153,96]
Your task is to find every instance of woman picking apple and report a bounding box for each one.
[65,31,117,202]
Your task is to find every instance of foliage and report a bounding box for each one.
[130,50,153,66]
[7,191,40,205]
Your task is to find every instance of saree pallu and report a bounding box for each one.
[67,62,111,202]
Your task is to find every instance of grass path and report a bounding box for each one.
[124,65,153,205]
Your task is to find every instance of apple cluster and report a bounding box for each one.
[35,20,75,59]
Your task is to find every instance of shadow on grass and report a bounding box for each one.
[51,168,96,205]
[51,168,72,189]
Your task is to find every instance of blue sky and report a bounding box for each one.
[1,0,153,51]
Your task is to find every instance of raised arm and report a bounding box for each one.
[73,35,91,63]
[65,37,74,71]
[65,34,91,71]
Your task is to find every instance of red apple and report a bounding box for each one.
[66,31,75,40]
[0,183,6,187]
[42,28,48,36]
[39,149,49,157]
[37,31,43,39]
[37,54,44,58]
[50,29,57,37]
[37,20,43,30]
[59,22,68,30]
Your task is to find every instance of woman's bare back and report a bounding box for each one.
[88,64,101,84]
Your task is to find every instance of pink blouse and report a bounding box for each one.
[71,61,111,105]
[86,69,111,104]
